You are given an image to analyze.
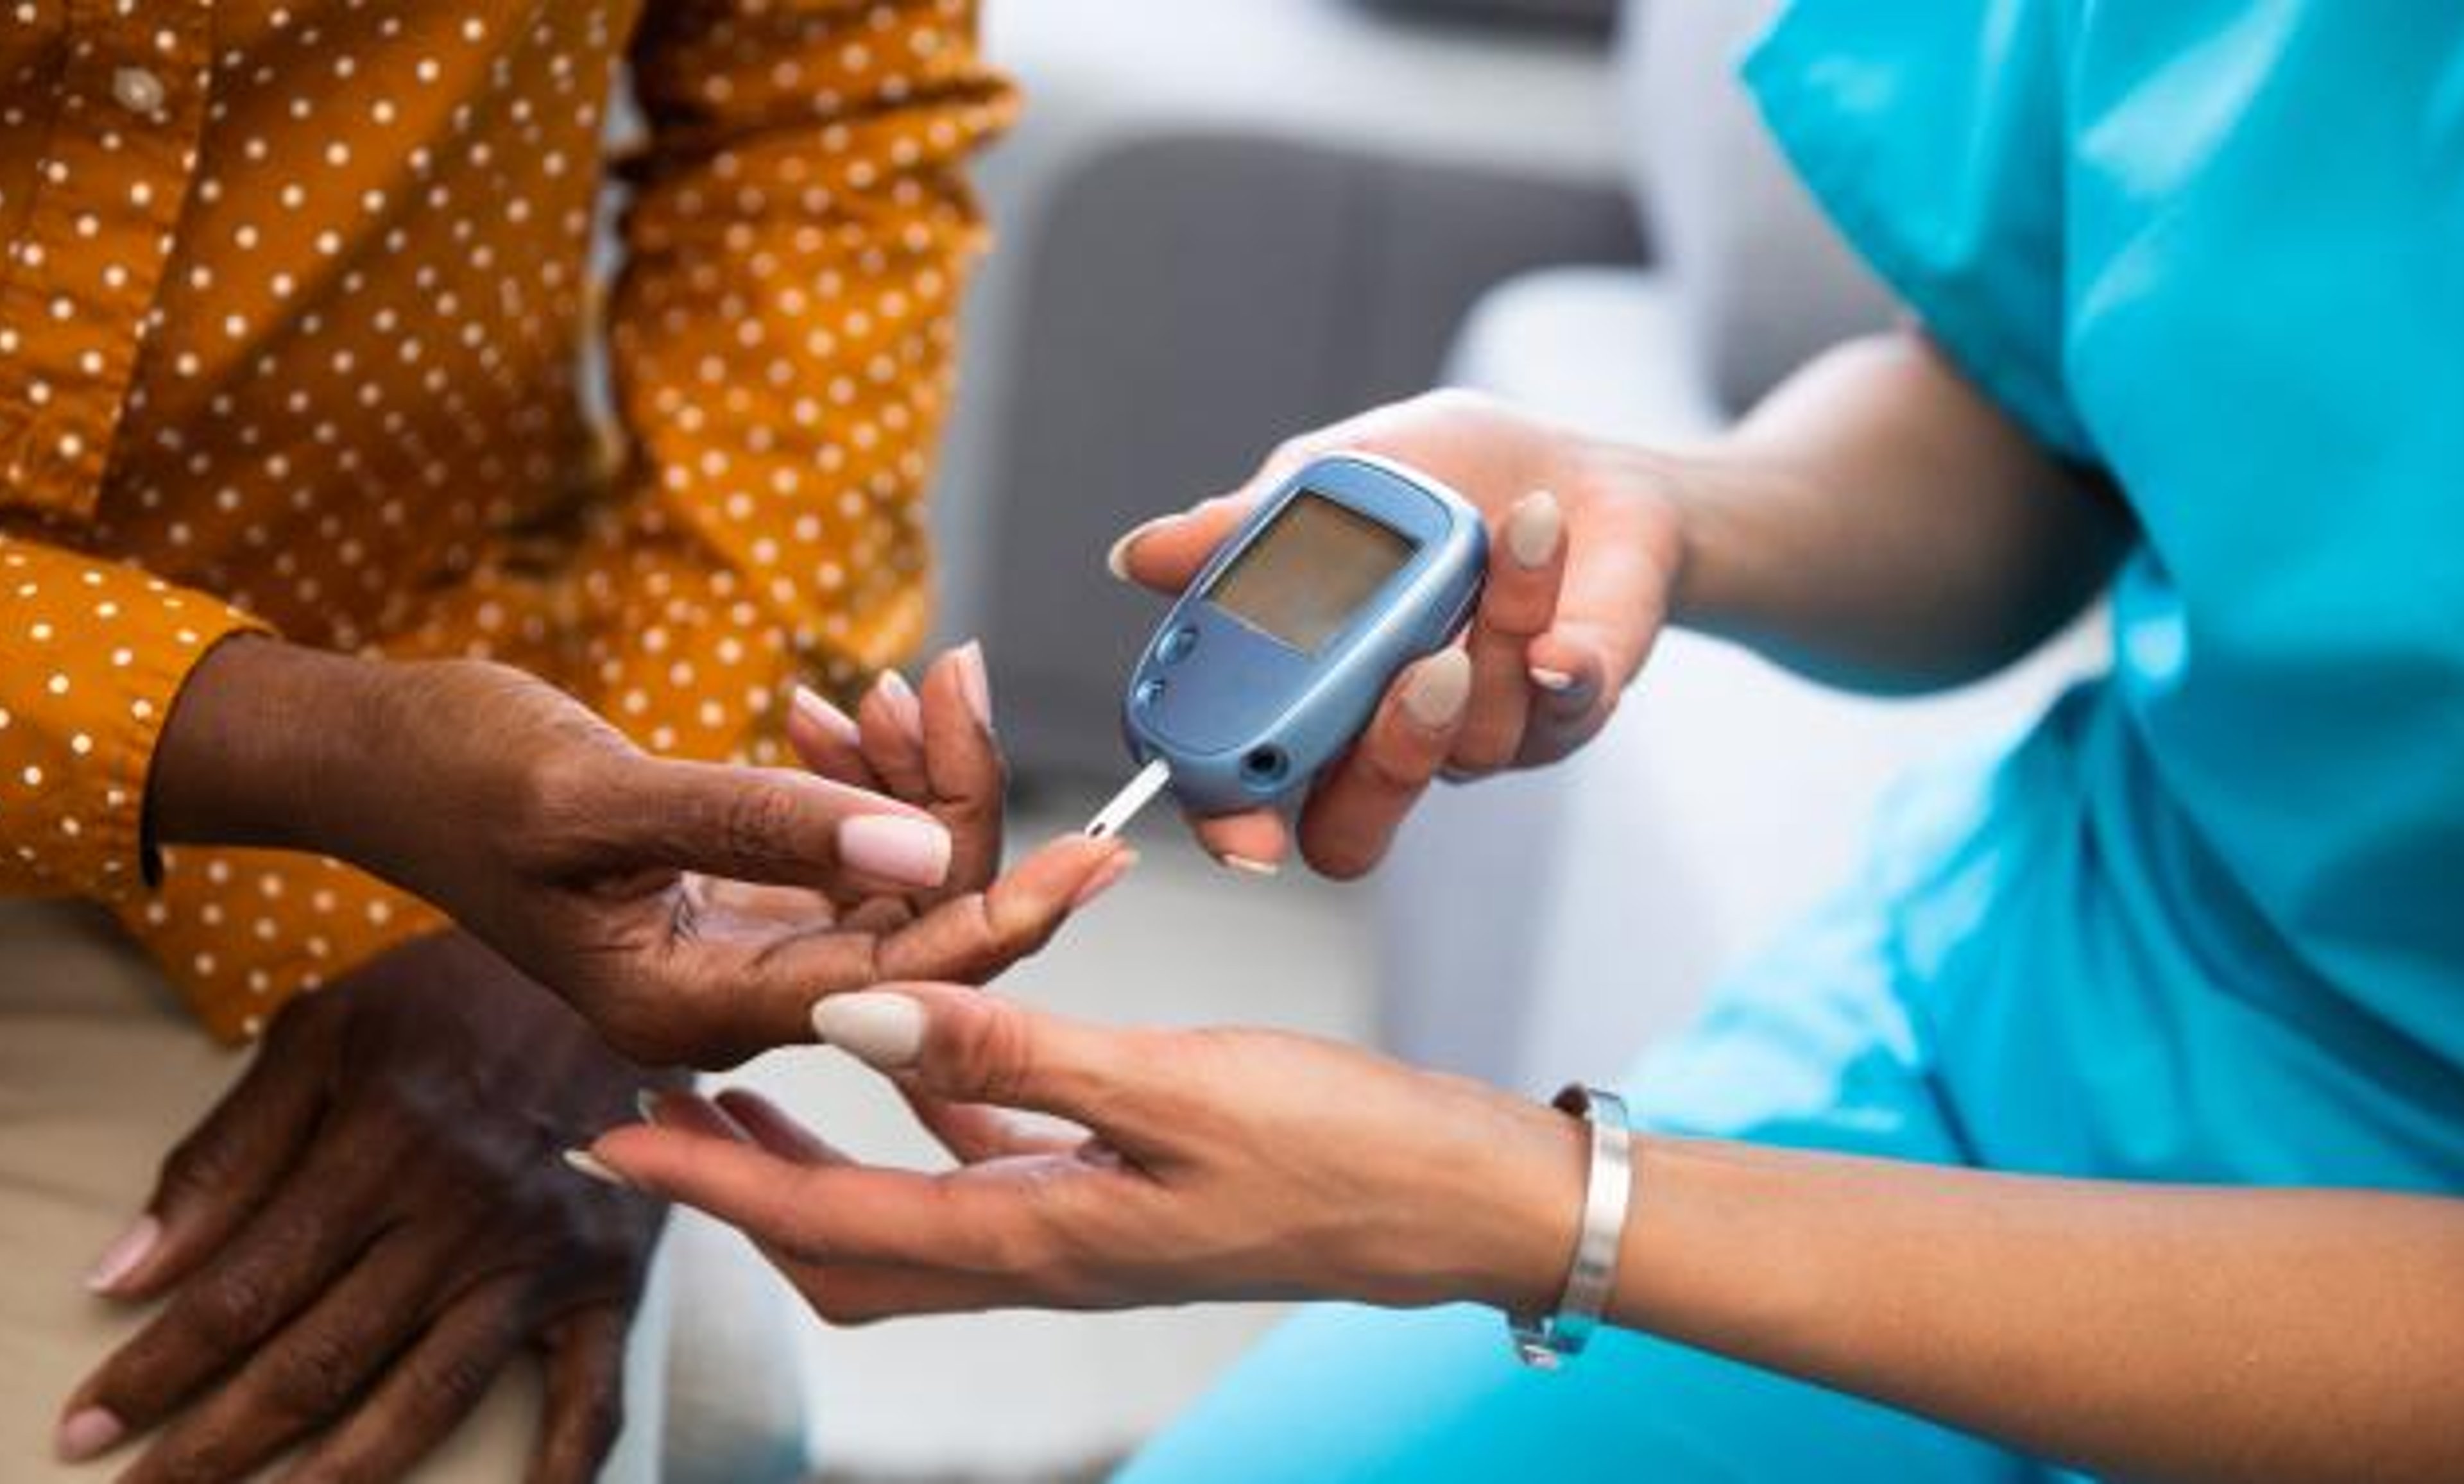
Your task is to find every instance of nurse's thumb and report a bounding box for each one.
[812,985,1140,1130]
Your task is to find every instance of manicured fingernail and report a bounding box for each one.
[635,1089,667,1125]
[1506,491,1562,570]
[839,813,951,887]
[1217,853,1279,878]
[791,685,861,748]
[1105,518,1168,583]
[811,991,926,1070]
[1401,649,1473,730]
[562,1149,628,1187]
[83,1214,160,1294]
[55,1406,123,1463]
[873,668,923,738]
[1528,667,1575,692]
[1070,848,1139,910]
[954,640,994,730]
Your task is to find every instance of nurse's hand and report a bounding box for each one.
[579,985,1588,1322]
[1109,391,1685,877]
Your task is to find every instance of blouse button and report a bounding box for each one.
[112,66,166,116]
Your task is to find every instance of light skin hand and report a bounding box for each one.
[148,639,1125,1068]
[1108,333,2132,878]
[583,984,1587,1323]
[591,989,2464,1484]
[1110,389,1684,877]
[58,932,661,1483]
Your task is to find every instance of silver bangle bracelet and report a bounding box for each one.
[1506,1083,1634,1370]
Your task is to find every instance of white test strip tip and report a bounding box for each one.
[1086,757,1173,839]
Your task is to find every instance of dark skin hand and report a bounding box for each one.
[60,931,666,1483]
[58,644,1122,1483]
[148,640,1124,1068]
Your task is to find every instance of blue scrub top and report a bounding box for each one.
[1740,2,2464,1190]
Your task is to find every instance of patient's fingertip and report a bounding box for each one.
[561,1149,631,1188]
[1105,518,1170,583]
[1068,848,1139,910]
[789,685,860,749]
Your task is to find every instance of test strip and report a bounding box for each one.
[1085,756,1173,840]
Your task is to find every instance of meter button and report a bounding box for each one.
[1133,678,1167,710]
[1156,626,1199,665]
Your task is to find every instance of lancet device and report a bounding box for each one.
[1087,453,1487,837]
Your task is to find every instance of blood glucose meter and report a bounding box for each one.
[1093,453,1487,829]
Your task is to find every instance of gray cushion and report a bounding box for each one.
[1356,0,1619,35]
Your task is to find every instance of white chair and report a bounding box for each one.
[1372,0,2107,1092]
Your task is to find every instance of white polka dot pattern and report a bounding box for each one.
[0,0,1015,1042]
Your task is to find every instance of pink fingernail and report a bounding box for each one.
[55,1406,123,1463]
[873,668,923,738]
[791,685,861,747]
[954,640,993,730]
[1105,518,1168,583]
[1216,853,1280,878]
[1070,848,1139,910]
[1528,667,1576,692]
[839,813,952,887]
[562,1150,628,1187]
[83,1215,160,1295]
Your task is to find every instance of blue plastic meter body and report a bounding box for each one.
[1122,454,1487,814]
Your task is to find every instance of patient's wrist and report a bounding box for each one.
[151,636,391,860]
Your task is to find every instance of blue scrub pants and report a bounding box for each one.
[1124,888,2082,1482]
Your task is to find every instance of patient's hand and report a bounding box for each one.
[726,642,1136,984]
[59,932,664,1482]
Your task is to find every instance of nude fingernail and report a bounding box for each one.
[562,1150,628,1187]
[1528,667,1576,692]
[811,992,927,1071]
[954,640,994,730]
[1401,649,1473,730]
[1105,518,1168,583]
[1070,848,1139,910]
[54,1406,123,1463]
[82,1214,160,1295]
[1506,491,1562,569]
[873,668,923,737]
[791,685,861,748]
[839,814,952,887]
[1217,853,1280,878]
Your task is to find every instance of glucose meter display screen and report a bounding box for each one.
[1206,493,1416,653]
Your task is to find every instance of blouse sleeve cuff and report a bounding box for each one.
[0,540,270,903]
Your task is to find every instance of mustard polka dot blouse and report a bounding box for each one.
[0,0,1016,1041]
